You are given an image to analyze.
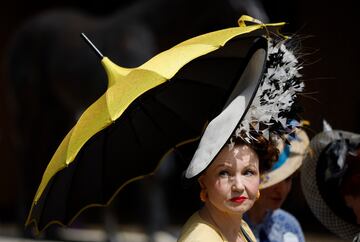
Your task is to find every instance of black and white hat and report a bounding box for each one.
[185,30,305,179]
[301,120,360,240]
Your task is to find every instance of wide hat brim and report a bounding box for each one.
[184,38,268,178]
[260,128,309,189]
[301,130,360,240]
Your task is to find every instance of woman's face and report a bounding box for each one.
[199,144,260,216]
[257,176,293,210]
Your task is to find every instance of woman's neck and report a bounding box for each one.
[246,201,267,225]
[200,203,244,242]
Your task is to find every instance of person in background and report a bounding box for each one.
[301,120,360,242]
[244,128,309,242]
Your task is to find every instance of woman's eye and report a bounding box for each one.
[244,169,256,176]
[219,170,230,177]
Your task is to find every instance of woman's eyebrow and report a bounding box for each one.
[214,162,232,168]
[243,163,257,169]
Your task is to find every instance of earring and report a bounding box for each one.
[198,177,207,202]
[256,190,261,200]
[200,189,207,202]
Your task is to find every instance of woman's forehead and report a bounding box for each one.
[212,144,259,165]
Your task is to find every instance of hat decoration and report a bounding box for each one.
[234,39,304,144]
[185,32,305,178]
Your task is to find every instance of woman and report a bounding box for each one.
[244,128,309,242]
[301,121,360,241]
[178,135,278,242]
[176,17,305,240]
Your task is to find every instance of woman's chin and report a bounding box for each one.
[226,203,254,215]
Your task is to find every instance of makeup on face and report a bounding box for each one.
[200,144,260,215]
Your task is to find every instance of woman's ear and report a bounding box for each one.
[198,175,206,189]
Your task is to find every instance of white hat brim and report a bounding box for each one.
[185,38,267,179]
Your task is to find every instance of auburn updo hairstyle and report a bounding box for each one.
[230,131,279,174]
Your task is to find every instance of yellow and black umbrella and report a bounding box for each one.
[26,15,284,234]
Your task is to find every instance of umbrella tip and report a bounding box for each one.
[81,33,104,59]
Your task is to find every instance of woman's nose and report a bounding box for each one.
[231,175,245,192]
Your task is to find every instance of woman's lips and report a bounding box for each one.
[230,196,247,203]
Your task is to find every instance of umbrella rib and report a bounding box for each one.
[136,98,178,145]
[138,95,206,163]
[128,113,145,151]
[147,95,200,134]
[38,160,78,227]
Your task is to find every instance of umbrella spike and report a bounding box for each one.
[81,33,104,59]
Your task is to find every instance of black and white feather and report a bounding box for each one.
[235,39,304,143]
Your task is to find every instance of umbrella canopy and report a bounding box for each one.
[26,15,285,233]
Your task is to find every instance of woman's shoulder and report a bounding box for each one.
[178,212,224,242]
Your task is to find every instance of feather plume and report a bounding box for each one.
[235,39,304,143]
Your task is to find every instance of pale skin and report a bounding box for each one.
[247,176,293,224]
[198,143,260,242]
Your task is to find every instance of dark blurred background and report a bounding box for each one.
[0,0,358,241]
